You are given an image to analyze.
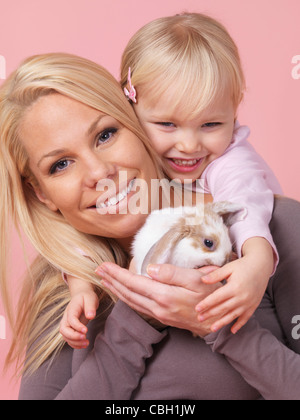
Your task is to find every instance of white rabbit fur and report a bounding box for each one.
[132,201,246,276]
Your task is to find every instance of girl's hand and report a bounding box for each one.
[95,262,222,337]
[195,258,258,334]
[60,281,99,349]
[196,238,274,334]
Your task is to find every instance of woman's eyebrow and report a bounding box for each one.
[37,149,67,168]
[86,114,105,136]
[37,114,106,168]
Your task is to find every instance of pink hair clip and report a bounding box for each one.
[124,67,137,103]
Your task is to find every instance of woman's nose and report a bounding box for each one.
[83,154,116,188]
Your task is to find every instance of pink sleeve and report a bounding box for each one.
[203,126,281,272]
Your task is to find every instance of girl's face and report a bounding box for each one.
[19,93,157,247]
[134,87,236,183]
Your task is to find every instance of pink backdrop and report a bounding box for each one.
[0,0,299,399]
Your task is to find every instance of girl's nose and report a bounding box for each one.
[175,132,202,154]
[84,154,116,188]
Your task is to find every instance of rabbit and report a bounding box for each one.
[132,201,246,276]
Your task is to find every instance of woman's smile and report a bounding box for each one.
[95,177,136,212]
[19,93,158,240]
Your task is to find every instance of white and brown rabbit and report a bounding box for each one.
[132,201,246,276]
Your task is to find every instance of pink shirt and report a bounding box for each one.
[195,122,283,269]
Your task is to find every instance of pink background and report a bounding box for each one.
[0,0,299,399]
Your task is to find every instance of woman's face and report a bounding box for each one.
[19,93,158,245]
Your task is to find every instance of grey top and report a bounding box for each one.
[18,197,300,400]
[18,298,300,400]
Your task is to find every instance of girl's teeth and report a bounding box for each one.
[172,159,200,166]
[99,179,135,208]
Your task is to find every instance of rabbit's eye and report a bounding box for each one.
[204,239,214,249]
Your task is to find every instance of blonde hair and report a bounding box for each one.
[121,13,246,119]
[0,53,162,375]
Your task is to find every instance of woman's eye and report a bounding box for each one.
[97,127,118,144]
[49,159,71,175]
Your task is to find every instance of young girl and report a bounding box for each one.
[61,13,283,347]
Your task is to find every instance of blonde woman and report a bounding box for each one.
[1,53,300,400]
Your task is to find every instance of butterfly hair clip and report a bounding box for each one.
[124,67,137,103]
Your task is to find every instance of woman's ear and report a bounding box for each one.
[27,180,58,212]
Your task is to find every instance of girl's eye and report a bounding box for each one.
[202,122,222,128]
[97,127,118,144]
[156,122,176,128]
[49,159,71,175]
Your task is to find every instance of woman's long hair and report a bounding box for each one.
[0,53,162,375]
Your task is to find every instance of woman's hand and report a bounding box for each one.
[96,262,222,337]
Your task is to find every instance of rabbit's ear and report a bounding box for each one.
[140,227,183,276]
[211,201,247,227]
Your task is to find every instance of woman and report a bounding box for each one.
[0,53,299,400]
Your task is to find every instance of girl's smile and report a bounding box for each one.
[167,157,204,173]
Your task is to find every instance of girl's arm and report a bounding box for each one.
[19,300,167,400]
[195,130,280,332]
[203,123,281,268]
[204,316,300,400]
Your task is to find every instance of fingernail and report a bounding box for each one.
[147,264,160,276]
[95,267,105,277]
[195,304,203,312]
[100,280,110,289]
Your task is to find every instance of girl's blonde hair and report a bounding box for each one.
[121,13,246,118]
[0,53,162,375]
